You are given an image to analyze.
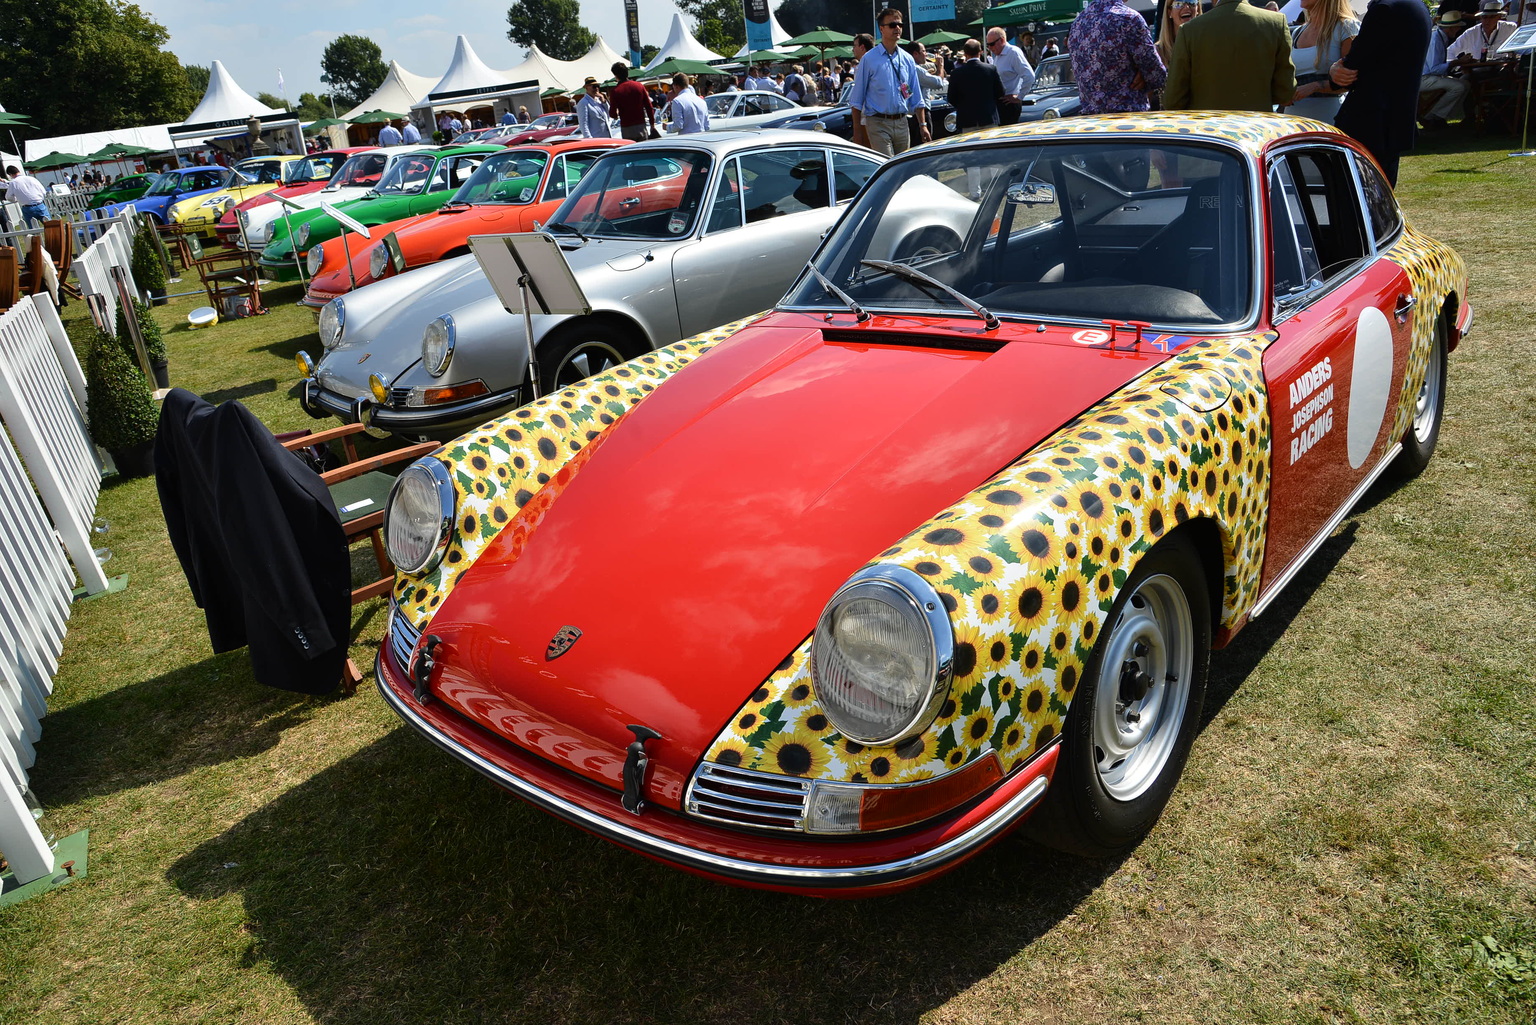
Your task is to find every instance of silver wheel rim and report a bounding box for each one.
[1412,330,1444,445]
[1091,572,1194,802]
[554,340,625,387]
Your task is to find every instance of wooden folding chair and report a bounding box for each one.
[276,422,437,692]
[186,235,265,318]
[40,219,81,300]
[23,234,51,302]
[0,246,19,313]
[157,221,195,273]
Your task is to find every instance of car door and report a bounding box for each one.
[1258,143,1415,595]
[671,145,845,337]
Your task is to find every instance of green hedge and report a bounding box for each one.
[86,324,158,451]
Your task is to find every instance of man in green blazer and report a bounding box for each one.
[1163,0,1297,112]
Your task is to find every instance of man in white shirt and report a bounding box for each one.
[745,65,777,92]
[667,74,710,133]
[577,78,613,138]
[4,165,50,227]
[1449,1,1518,62]
[985,26,1037,124]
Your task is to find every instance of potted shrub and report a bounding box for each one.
[116,296,169,389]
[86,325,159,478]
[130,217,168,306]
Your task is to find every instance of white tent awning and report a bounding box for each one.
[340,60,435,121]
[642,14,725,71]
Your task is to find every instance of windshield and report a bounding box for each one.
[786,140,1253,329]
[452,150,549,205]
[1033,58,1074,91]
[328,152,388,189]
[705,95,737,116]
[236,159,285,184]
[146,173,185,196]
[374,153,436,195]
[530,113,567,129]
[288,153,339,183]
[547,149,713,240]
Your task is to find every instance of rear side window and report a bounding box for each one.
[1273,148,1368,281]
[1354,153,1402,248]
[830,151,880,204]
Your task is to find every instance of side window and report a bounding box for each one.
[706,158,743,234]
[767,95,793,111]
[1279,148,1368,280]
[450,157,480,189]
[1268,160,1323,301]
[830,151,880,204]
[1354,153,1402,247]
[550,152,602,200]
[737,147,828,222]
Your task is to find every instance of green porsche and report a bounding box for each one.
[258,144,501,282]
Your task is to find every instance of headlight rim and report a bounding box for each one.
[422,314,456,378]
[368,242,390,280]
[297,222,312,248]
[811,564,955,747]
[306,241,325,276]
[383,458,456,576]
[319,297,345,350]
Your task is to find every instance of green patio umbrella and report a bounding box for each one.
[26,151,90,170]
[645,57,726,78]
[741,49,796,64]
[304,117,349,132]
[541,86,568,98]
[87,142,158,160]
[822,45,855,59]
[781,27,854,46]
[917,29,971,46]
[0,112,32,126]
[349,109,405,124]
[787,45,823,59]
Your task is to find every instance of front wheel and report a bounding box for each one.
[535,322,636,394]
[1024,534,1211,858]
[1396,311,1447,478]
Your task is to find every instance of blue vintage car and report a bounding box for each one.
[94,165,245,224]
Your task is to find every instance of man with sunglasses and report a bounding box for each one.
[849,8,931,155]
[986,27,1037,124]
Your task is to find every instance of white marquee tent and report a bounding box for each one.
[642,13,726,71]
[340,60,437,121]
[170,60,302,158]
[733,8,796,58]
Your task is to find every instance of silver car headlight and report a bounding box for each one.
[237,208,249,228]
[811,564,954,745]
[1042,107,1061,120]
[297,222,312,248]
[306,242,325,276]
[369,243,391,280]
[383,459,455,575]
[422,315,455,377]
[318,298,345,350]
[944,111,957,134]
[812,121,827,132]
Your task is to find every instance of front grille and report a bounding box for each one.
[685,763,810,832]
[388,602,422,671]
[390,386,412,407]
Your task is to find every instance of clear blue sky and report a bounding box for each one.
[145,0,694,102]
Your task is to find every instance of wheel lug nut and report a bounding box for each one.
[1133,641,1149,657]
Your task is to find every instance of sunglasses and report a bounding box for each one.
[883,20,903,28]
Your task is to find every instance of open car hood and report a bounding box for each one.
[423,312,1180,807]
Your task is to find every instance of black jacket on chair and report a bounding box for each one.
[155,389,349,695]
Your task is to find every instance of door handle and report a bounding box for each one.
[1394,294,1417,323]
[619,197,639,210]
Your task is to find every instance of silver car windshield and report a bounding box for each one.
[787,140,1253,329]
[546,149,714,240]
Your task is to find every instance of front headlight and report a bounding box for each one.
[237,208,249,228]
[944,111,957,134]
[383,459,455,575]
[318,298,345,350]
[812,121,827,132]
[1042,107,1061,120]
[369,243,390,280]
[297,222,311,248]
[811,564,954,745]
[421,315,455,377]
[306,242,325,276]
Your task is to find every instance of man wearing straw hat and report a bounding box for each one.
[1419,10,1470,128]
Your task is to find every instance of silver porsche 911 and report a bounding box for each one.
[295,130,974,441]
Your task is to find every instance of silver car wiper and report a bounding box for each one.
[545,220,588,243]
[860,259,999,330]
[808,264,870,323]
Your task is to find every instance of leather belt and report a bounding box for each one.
[865,112,907,119]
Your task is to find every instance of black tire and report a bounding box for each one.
[1024,533,1211,858]
[1396,311,1447,478]
[893,227,961,263]
[536,322,636,392]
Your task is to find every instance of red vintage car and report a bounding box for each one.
[375,114,1470,895]
[301,138,626,309]
[213,148,370,247]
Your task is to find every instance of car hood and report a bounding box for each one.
[421,311,1177,806]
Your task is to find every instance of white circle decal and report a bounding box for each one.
[1347,306,1394,469]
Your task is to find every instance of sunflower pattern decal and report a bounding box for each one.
[1380,224,1470,442]
[702,337,1277,784]
[391,314,766,629]
[945,110,1343,156]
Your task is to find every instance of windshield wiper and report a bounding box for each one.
[859,259,999,330]
[808,264,870,323]
[545,221,588,242]
[439,198,473,211]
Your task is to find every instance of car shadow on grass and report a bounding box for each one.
[28,649,322,808]
[168,722,1121,1025]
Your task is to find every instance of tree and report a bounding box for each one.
[183,63,210,103]
[641,44,660,65]
[295,92,337,122]
[257,91,287,111]
[676,0,743,58]
[0,0,198,138]
[506,0,596,62]
[320,34,387,110]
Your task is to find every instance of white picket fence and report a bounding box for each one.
[72,216,139,329]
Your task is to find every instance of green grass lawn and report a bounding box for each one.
[1,132,1534,1025]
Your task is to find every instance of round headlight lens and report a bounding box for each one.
[811,565,954,745]
[383,459,456,575]
[306,242,325,276]
[1042,107,1061,121]
[422,315,455,377]
[369,243,390,280]
[237,208,249,228]
[812,121,827,132]
[318,298,345,350]
[944,111,957,134]
[297,222,312,248]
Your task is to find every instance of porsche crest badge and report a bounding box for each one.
[546,625,582,660]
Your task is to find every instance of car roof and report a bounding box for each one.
[623,127,873,156]
[403,144,505,159]
[927,111,1346,158]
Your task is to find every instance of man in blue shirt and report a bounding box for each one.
[1419,11,1469,127]
[402,119,421,144]
[378,119,403,146]
[849,8,931,155]
[667,74,710,134]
